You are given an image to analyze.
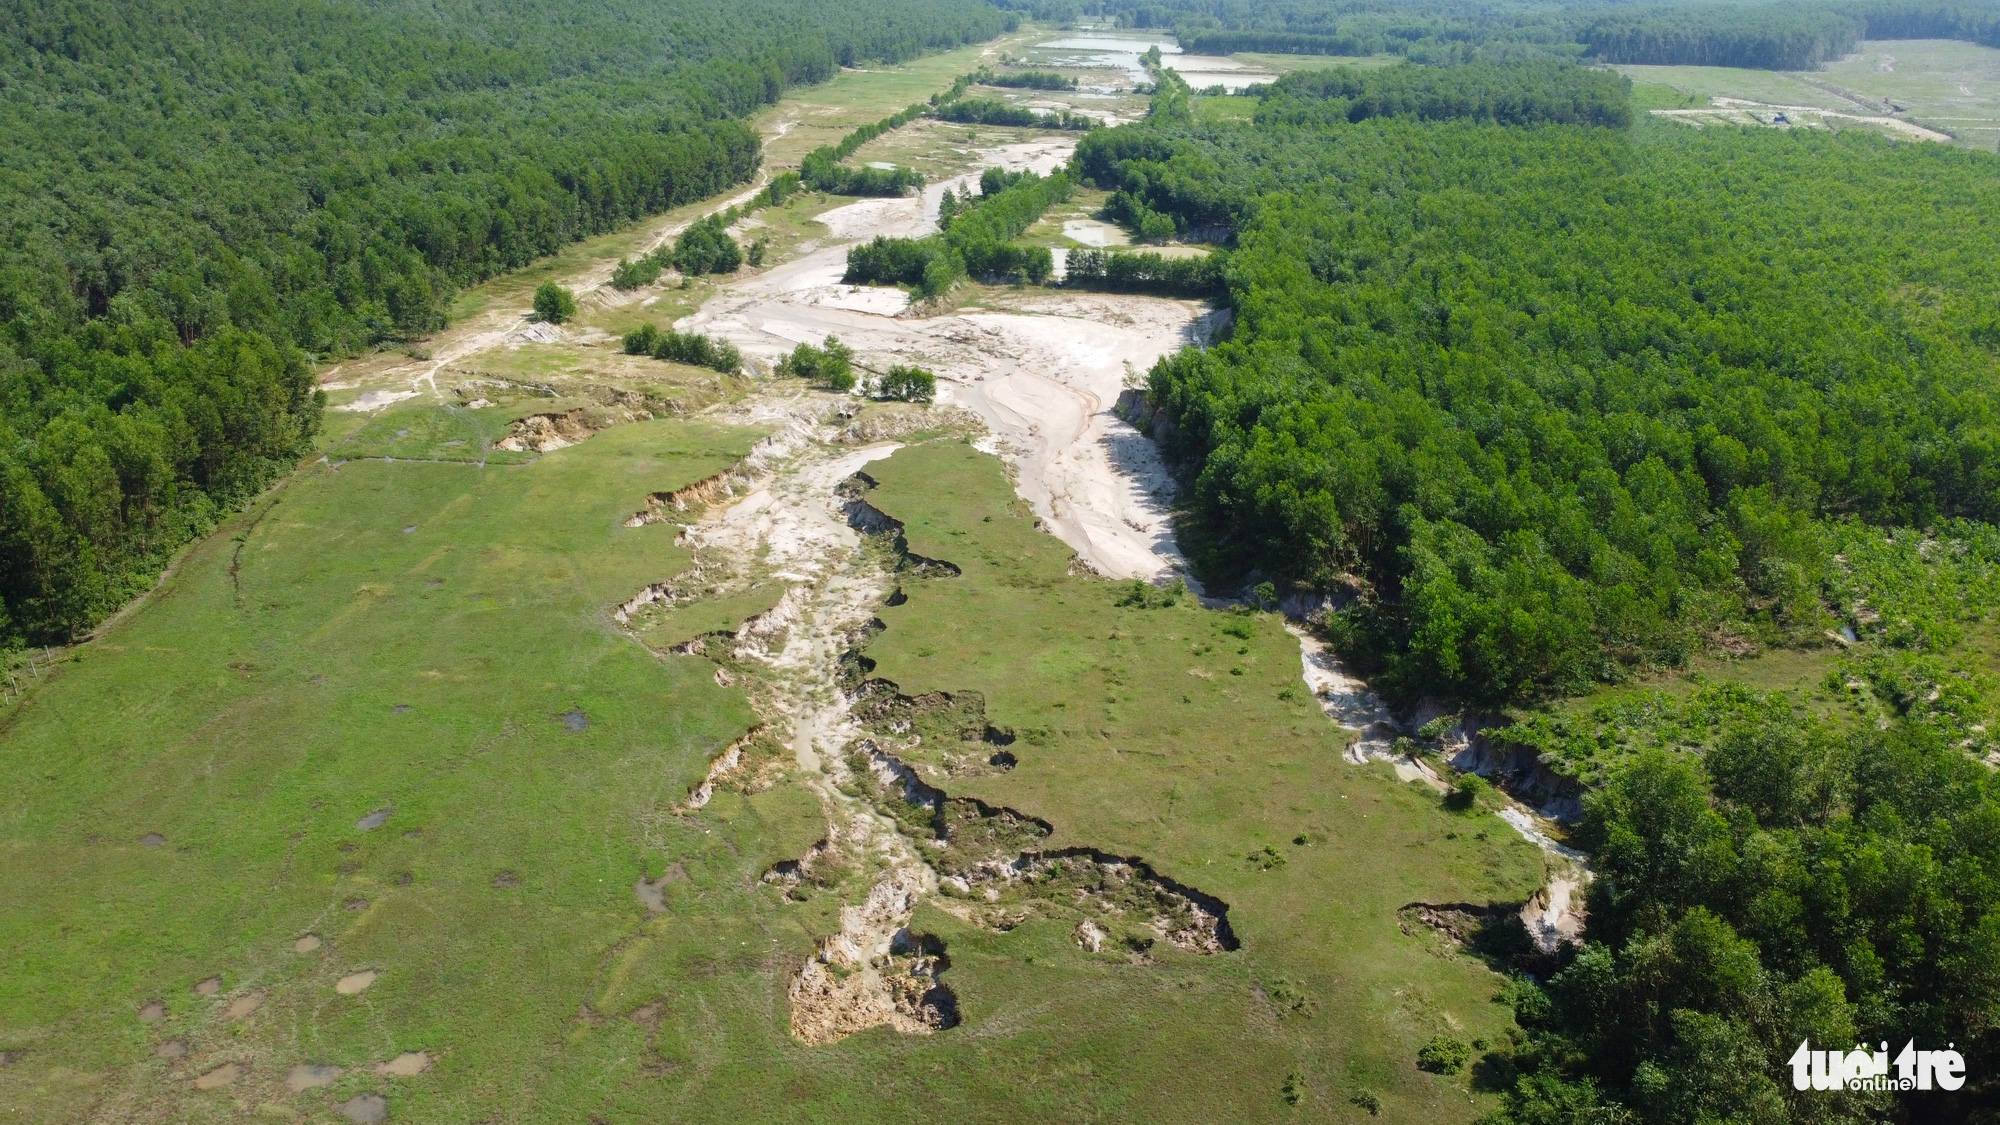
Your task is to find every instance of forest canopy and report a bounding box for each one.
[1080,61,2000,709]
[0,0,1003,645]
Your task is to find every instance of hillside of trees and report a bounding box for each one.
[0,0,1003,645]
[1082,64,2000,712]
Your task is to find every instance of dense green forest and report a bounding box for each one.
[1255,60,1632,129]
[0,0,1004,645]
[1082,63,2000,708]
[1077,53,2000,1120]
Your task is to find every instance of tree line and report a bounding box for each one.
[1256,60,1632,130]
[999,0,2000,71]
[844,167,1076,294]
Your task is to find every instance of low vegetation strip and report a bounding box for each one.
[934,97,1096,130]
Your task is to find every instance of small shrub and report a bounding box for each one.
[1247,844,1286,870]
[1281,1071,1304,1106]
[622,323,660,355]
[1416,1034,1472,1074]
[1349,1089,1382,1115]
[877,365,936,403]
[747,236,769,267]
[532,282,576,324]
[648,328,741,374]
[1444,773,1489,812]
[611,255,665,290]
[780,335,854,392]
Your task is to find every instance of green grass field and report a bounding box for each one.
[837,440,1546,1121]
[0,413,786,1121]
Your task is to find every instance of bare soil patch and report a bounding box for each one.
[192,1062,241,1089]
[336,970,379,995]
[373,1050,430,1077]
[285,1063,344,1092]
[224,991,264,1019]
[340,1092,389,1123]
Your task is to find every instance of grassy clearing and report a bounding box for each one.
[335,400,536,465]
[1194,95,1260,123]
[1820,38,2000,147]
[0,417,782,1122]
[1619,39,2000,147]
[837,440,1545,1120]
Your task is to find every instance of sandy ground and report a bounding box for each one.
[1652,98,1954,141]
[680,137,1206,582]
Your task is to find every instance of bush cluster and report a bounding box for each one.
[620,323,742,374]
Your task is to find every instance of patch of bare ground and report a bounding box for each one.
[837,402,983,444]
[223,991,264,1020]
[374,1050,430,1077]
[285,1063,344,1092]
[340,1092,389,1123]
[789,926,958,1045]
[192,1061,242,1089]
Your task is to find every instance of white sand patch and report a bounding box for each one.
[333,390,419,413]
[1062,219,1130,248]
[816,286,911,316]
[1165,54,1276,91]
[677,130,1205,579]
[1652,98,1952,141]
[685,271,1208,579]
